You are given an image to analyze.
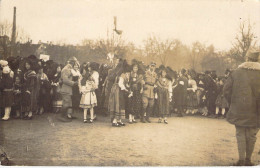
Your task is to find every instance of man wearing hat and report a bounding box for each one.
[224,51,260,166]
[58,58,79,122]
[141,62,157,123]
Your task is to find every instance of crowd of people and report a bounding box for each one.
[1,51,259,167]
[0,54,232,126]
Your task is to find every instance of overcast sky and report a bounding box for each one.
[0,0,259,50]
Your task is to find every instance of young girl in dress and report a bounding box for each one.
[79,73,98,123]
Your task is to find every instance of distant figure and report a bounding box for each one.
[224,51,260,166]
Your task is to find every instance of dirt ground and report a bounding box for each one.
[0,112,260,166]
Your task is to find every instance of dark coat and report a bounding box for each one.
[173,75,188,107]
[224,62,260,128]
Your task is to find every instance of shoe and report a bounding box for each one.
[24,116,33,120]
[1,118,9,121]
[164,120,168,124]
[67,114,72,119]
[245,159,254,166]
[84,119,88,123]
[141,119,146,123]
[117,122,125,126]
[89,119,93,123]
[132,120,137,123]
[158,119,162,123]
[128,121,133,124]
[112,123,121,127]
[233,160,245,166]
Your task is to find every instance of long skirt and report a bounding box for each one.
[80,91,97,109]
[103,80,113,109]
[128,90,142,116]
[2,90,14,107]
[72,85,81,109]
[157,86,169,117]
[108,84,125,120]
[186,90,198,109]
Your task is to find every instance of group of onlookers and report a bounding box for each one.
[0,55,231,124]
[0,51,260,166]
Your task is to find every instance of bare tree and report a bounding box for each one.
[0,20,31,59]
[231,20,257,63]
[0,20,12,59]
[143,35,176,66]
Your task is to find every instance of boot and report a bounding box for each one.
[245,159,254,166]
[57,107,72,122]
[140,117,146,123]
[233,160,244,166]
[2,107,11,121]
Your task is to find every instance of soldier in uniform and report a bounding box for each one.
[141,62,157,123]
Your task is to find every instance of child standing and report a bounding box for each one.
[215,77,229,118]
[79,74,97,123]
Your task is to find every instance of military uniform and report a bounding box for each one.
[142,69,157,121]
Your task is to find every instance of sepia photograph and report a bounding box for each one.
[0,0,260,166]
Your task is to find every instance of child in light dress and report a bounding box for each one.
[79,74,97,123]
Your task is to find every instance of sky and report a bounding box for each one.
[0,0,259,51]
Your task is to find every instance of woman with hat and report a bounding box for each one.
[108,60,131,127]
[156,65,172,124]
[22,58,38,120]
[127,61,144,124]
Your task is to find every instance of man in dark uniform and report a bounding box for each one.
[224,51,260,166]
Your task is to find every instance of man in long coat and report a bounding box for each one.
[58,58,78,122]
[224,51,260,166]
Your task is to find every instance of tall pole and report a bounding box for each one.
[11,6,16,57]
